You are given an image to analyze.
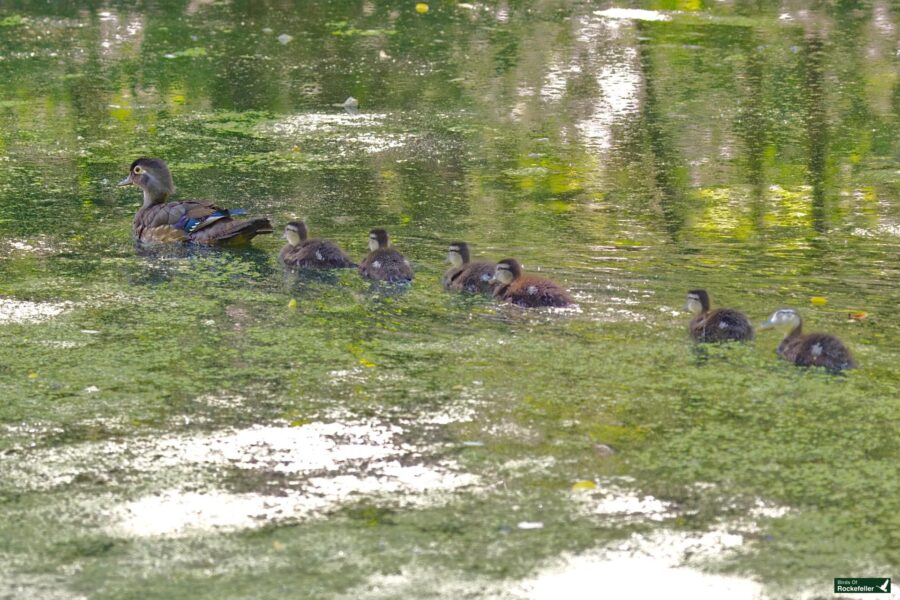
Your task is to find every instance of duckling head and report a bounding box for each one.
[491,259,522,285]
[118,157,175,206]
[447,242,470,267]
[685,289,710,315]
[369,228,389,252]
[759,308,802,331]
[284,221,308,246]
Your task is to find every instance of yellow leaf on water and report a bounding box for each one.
[288,298,298,310]
[810,296,828,305]
[571,480,596,491]
[359,358,376,368]
[28,372,38,379]
[415,3,429,13]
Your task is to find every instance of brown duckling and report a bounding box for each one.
[759,309,856,371]
[685,289,754,343]
[358,229,413,283]
[490,259,574,308]
[442,242,496,294]
[279,221,356,269]
[119,158,273,245]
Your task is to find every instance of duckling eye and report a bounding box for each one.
[133,166,144,175]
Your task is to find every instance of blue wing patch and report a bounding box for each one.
[175,209,247,234]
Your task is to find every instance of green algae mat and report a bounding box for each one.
[0,2,897,599]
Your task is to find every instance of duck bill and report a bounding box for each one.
[117,174,134,187]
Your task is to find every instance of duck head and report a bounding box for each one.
[118,157,175,207]
[368,228,389,252]
[491,259,522,285]
[284,221,309,246]
[685,289,710,315]
[447,242,470,268]
[759,308,802,331]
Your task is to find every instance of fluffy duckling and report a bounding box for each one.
[358,229,413,283]
[759,309,856,371]
[442,242,496,294]
[490,259,574,308]
[119,158,273,245]
[685,289,754,343]
[279,221,356,269]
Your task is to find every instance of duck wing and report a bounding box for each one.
[134,201,272,245]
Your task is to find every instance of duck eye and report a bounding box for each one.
[133,166,143,175]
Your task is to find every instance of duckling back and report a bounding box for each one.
[283,240,356,269]
[689,308,754,343]
[445,261,496,294]
[359,248,413,283]
[495,275,573,308]
[779,332,856,371]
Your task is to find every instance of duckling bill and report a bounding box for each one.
[685,290,753,342]
[490,259,574,308]
[759,309,856,371]
[119,158,273,245]
[442,242,495,294]
[279,221,356,269]
[358,229,413,283]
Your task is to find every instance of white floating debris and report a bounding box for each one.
[1,419,478,537]
[83,386,100,394]
[517,521,545,530]
[343,96,359,109]
[594,8,671,21]
[277,33,293,45]
[0,299,70,324]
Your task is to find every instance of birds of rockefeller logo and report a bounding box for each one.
[833,578,891,594]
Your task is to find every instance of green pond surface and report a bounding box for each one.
[0,1,897,599]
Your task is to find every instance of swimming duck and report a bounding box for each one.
[119,158,273,245]
[442,242,496,294]
[358,229,413,283]
[279,221,356,269]
[490,259,574,308]
[759,308,856,371]
[685,289,754,342]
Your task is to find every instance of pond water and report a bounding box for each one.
[0,2,897,599]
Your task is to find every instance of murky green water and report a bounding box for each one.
[0,2,897,599]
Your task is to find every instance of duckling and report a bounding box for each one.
[490,259,574,308]
[442,242,496,294]
[119,157,273,245]
[759,308,856,371]
[685,289,754,343]
[358,229,413,283]
[279,221,356,269]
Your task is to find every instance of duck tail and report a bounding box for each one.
[215,218,274,246]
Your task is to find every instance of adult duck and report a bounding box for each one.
[119,157,272,245]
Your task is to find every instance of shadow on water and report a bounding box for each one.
[635,22,689,241]
[802,33,829,234]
